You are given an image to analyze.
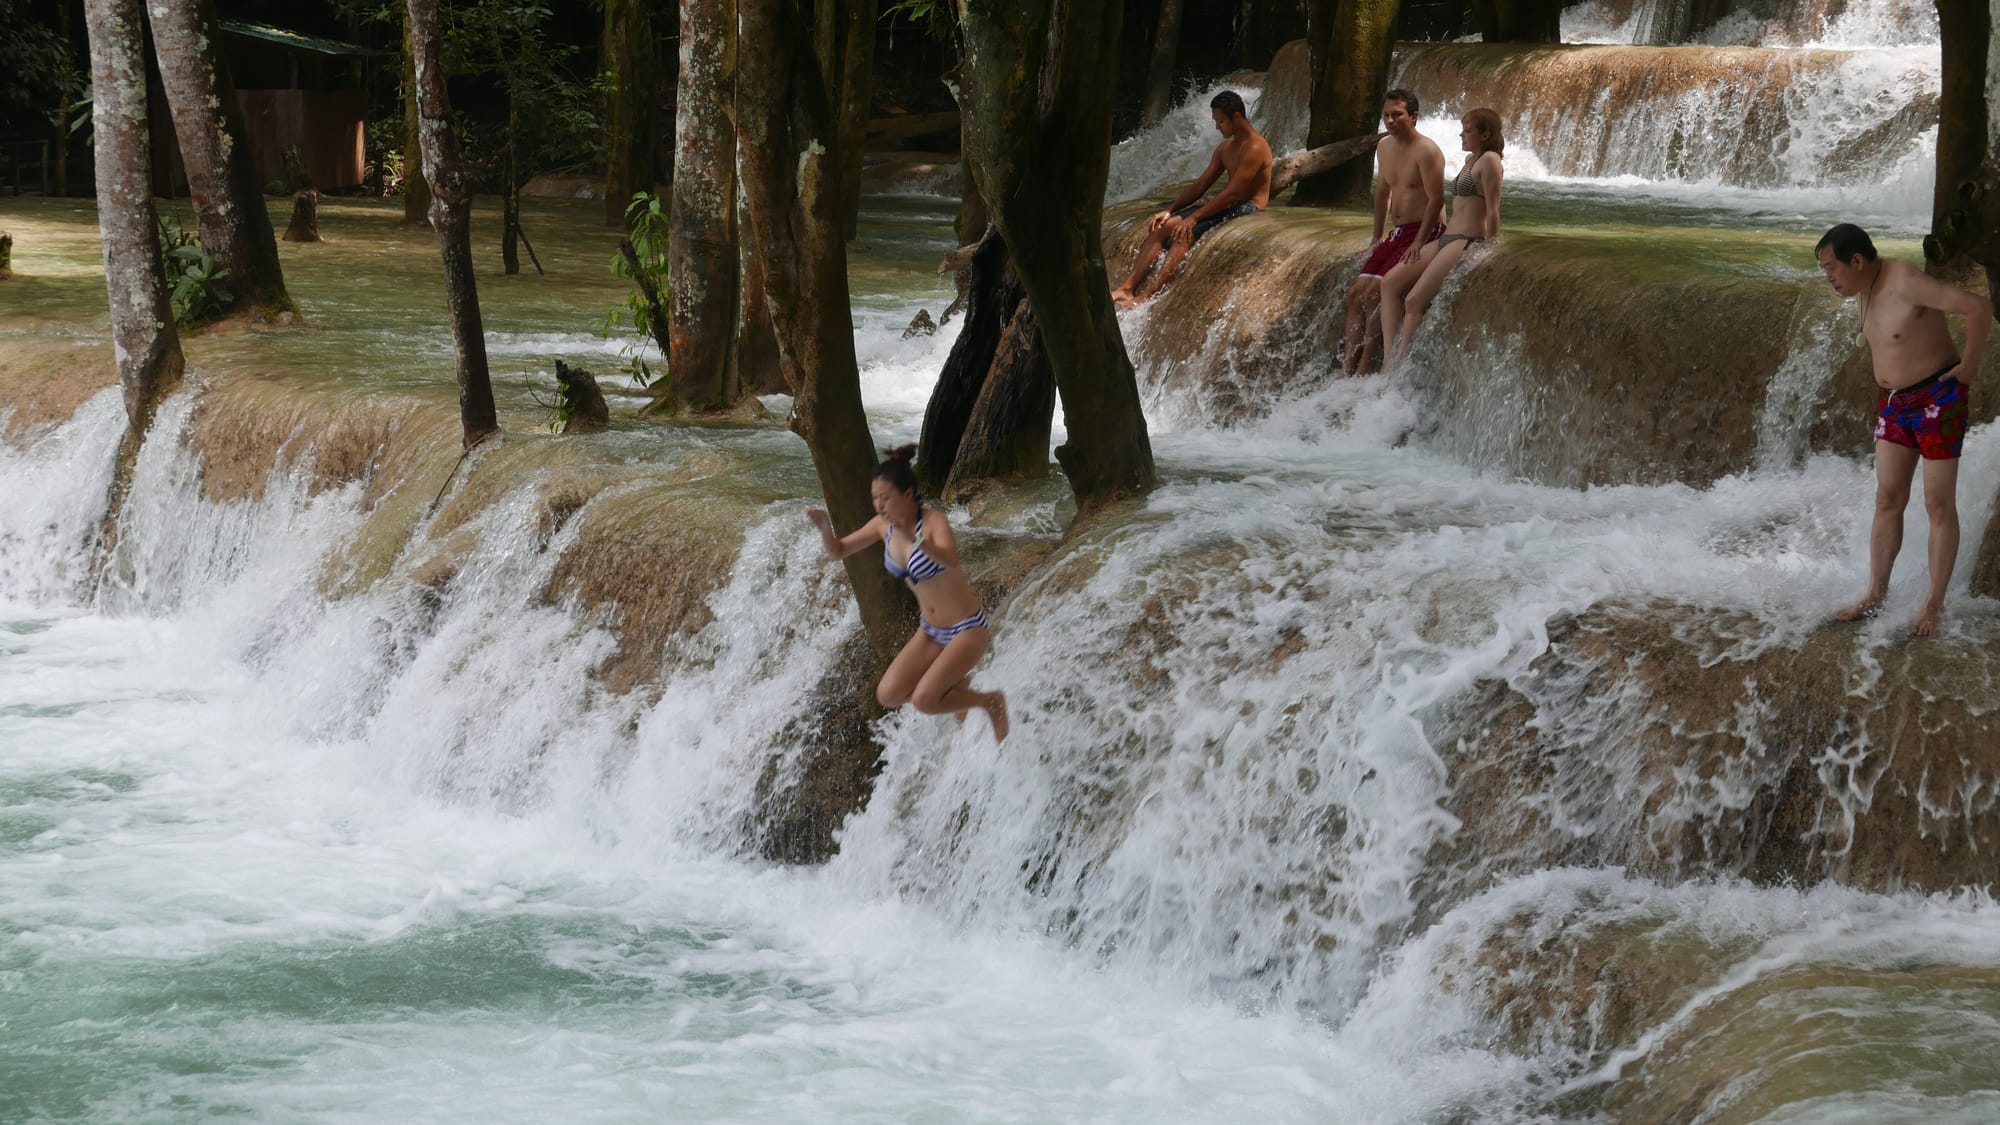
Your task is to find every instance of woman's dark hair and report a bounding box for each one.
[1464,107,1504,155]
[1816,223,1878,263]
[873,444,920,497]
[1210,90,1249,121]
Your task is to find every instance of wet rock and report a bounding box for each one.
[553,360,610,433]
[0,230,13,279]
[901,308,938,338]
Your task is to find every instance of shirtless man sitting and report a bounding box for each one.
[1819,223,1991,636]
[1341,89,1443,376]
[1111,90,1273,309]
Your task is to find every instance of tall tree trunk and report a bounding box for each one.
[738,0,914,667]
[662,0,742,414]
[955,0,1156,508]
[54,0,73,197]
[502,102,520,276]
[402,10,430,225]
[1935,1,2000,596]
[1140,0,1185,127]
[1294,0,1402,206]
[83,0,185,538]
[602,0,658,227]
[954,118,987,245]
[921,229,1054,498]
[407,0,499,450]
[146,0,292,315]
[835,0,876,240]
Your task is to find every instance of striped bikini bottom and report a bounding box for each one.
[920,609,990,647]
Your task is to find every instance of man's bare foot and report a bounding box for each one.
[984,692,1009,744]
[1911,602,1944,637]
[1833,596,1884,623]
[1111,286,1137,309]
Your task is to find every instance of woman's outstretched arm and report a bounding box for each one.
[806,509,883,561]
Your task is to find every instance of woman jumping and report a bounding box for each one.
[1380,107,1506,368]
[806,445,1010,742]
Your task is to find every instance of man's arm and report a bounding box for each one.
[1370,155,1391,244]
[1405,145,1445,261]
[1157,151,1224,227]
[1196,141,1271,218]
[1908,270,1993,384]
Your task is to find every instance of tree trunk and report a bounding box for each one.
[54,0,73,197]
[1141,0,1185,127]
[602,0,658,227]
[737,187,787,395]
[835,0,876,241]
[1935,1,2000,596]
[662,0,742,414]
[1294,0,1403,206]
[955,0,1156,508]
[954,107,988,244]
[146,0,292,315]
[948,303,1056,495]
[1471,0,1561,42]
[84,0,185,540]
[739,0,915,667]
[0,232,12,280]
[919,228,1011,483]
[407,0,499,450]
[502,105,520,276]
[1271,132,1383,195]
[283,190,320,242]
[401,10,430,225]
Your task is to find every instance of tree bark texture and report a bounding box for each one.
[407,0,499,449]
[1934,0,2000,596]
[1295,0,1403,206]
[84,0,186,552]
[739,0,915,666]
[737,189,788,395]
[401,11,430,225]
[955,0,1156,507]
[146,0,292,314]
[1140,0,1185,127]
[835,0,876,241]
[602,0,658,227]
[919,231,1011,487]
[1271,131,1383,195]
[663,0,743,414]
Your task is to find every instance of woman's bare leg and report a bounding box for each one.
[1390,240,1468,366]
[909,628,1009,742]
[876,630,943,708]
[1376,249,1430,368]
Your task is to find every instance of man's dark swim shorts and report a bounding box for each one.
[1874,366,1968,460]
[1174,201,1261,244]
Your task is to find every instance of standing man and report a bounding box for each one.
[1341,89,1443,377]
[1111,90,1273,308]
[1820,223,1991,636]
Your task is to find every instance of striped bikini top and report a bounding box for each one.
[884,510,947,583]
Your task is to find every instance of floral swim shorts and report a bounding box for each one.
[1874,367,1967,460]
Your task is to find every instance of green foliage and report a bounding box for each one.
[0,0,76,130]
[445,0,599,183]
[882,0,952,39]
[364,115,406,195]
[595,191,669,387]
[156,217,233,327]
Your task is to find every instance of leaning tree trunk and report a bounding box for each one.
[739,0,914,667]
[407,0,499,450]
[84,0,185,551]
[1934,0,2000,596]
[1294,0,1403,206]
[401,11,430,225]
[602,0,658,227]
[1140,0,1185,127]
[955,0,1156,508]
[146,0,292,315]
[661,0,743,415]
[920,230,1055,498]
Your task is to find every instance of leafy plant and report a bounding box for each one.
[594,190,669,387]
[157,217,233,327]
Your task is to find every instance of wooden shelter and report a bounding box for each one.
[152,21,378,196]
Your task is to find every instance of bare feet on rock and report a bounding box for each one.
[1833,595,1883,623]
[1911,601,1944,637]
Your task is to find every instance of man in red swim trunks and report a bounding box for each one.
[1341,89,1443,377]
[1819,223,1991,636]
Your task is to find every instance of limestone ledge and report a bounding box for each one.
[1103,203,2000,488]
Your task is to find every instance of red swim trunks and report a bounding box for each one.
[1359,222,1440,278]
[1874,367,1968,460]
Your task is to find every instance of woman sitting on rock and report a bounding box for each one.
[806,446,1010,742]
[1379,107,1506,368]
